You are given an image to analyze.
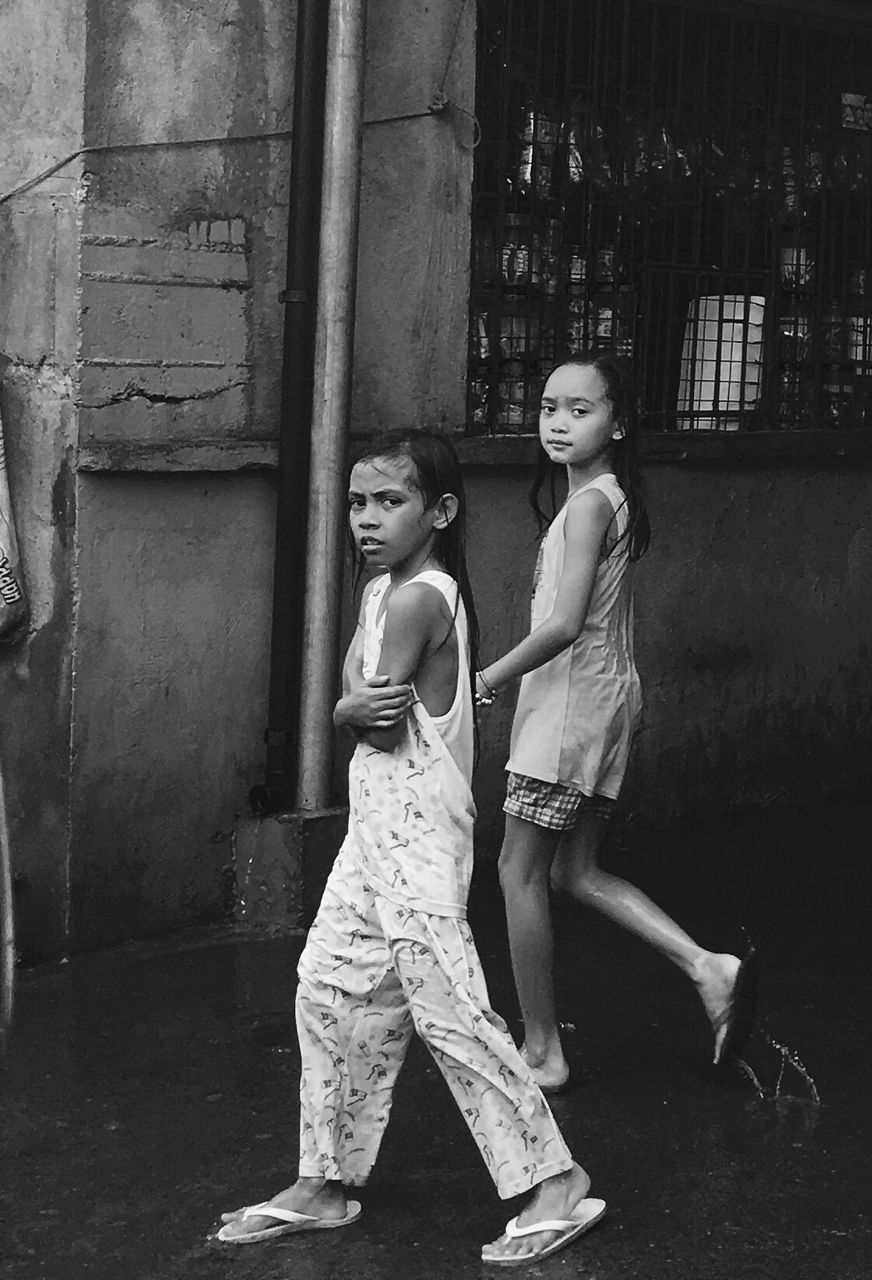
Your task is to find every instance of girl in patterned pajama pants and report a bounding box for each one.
[296,846,571,1198]
[217,430,605,1264]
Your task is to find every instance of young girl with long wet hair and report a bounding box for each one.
[476,353,757,1094]
[218,429,606,1265]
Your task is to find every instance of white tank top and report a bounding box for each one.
[346,569,476,916]
[506,473,642,798]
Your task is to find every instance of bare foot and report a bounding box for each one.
[218,1178,347,1240]
[481,1163,595,1263]
[520,1041,570,1093]
[692,952,741,1061]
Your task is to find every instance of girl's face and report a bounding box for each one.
[539,363,623,469]
[348,456,447,575]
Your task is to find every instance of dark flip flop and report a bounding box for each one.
[714,946,761,1066]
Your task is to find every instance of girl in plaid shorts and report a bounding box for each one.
[476,353,756,1094]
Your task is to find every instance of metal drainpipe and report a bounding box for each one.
[259,0,329,812]
[296,0,368,811]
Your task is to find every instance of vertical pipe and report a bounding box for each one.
[296,0,368,811]
[261,0,329,809]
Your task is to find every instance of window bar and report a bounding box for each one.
[774,16,792,430]
[860,42,872,427]
[471,0,872,437]
[692,7,711,328]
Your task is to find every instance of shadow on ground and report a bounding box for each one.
[2,795,871,1279]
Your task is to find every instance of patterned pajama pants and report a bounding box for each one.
[296,845,574,1199]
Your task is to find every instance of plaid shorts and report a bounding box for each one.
[503,772,615,831]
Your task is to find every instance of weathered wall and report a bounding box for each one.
[80,0,293,446]
[0,0,85,177]
[70,472,274,947]
[2,0,295,958]
[627,461,872,823]
[0,0,85,961]
[0,344,77,963]
[465,461,872,849]
[353,0,475,433]
[66,0,293,949]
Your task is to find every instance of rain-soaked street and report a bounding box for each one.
[3,795,871,1280]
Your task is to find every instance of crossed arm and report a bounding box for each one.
[333,581,442,752]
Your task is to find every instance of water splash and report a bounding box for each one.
[734,1028,821,1114]
[735,1055,765,1101]
[763,1029,821,1107]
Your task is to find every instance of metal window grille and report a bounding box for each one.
[469,0,872,434]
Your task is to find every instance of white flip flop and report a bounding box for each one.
[216,1198,362,1243]
[481,1196,606,1266]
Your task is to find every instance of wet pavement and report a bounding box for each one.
[3,794,872,1280]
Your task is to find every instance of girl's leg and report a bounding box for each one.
[296,901,413,1188]
[497,814,566,1086]
[219,849,413,1239]
[389,903,602,1265]
[550,814,741,1051]
[388,903,576,1200]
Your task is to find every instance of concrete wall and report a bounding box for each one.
[80,0,293,446]
[0,0,85,961]
[2,0,292,958]
[628,461,872,824]
[464,461,872,850]
[353,0,475,432]
[70,472,274,947]
[67,0,293,949]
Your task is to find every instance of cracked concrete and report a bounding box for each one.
[81,380,248,410]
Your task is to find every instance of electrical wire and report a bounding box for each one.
[0,0,480,208]
[0,130,292,207]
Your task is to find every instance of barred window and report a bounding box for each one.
[469,0,872,435]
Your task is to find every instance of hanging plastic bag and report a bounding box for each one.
[0,409,27,642]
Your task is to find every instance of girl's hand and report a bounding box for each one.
[475,670,498,707]
[335,675,412,731]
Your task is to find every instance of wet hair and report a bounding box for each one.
[348,427,481,691]
[529,350,651,561]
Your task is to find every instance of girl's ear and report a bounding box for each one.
[433,493,459,529]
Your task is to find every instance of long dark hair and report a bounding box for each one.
[529,350,651,561]
[348,428,481,686]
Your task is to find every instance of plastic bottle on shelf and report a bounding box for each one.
[566,248,589,354]
[500,214,529,291]
[820,300,853,427]
[847,264,870,368]
[515,108,559,199]
[499,358,529,430]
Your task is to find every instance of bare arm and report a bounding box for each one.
[333,583,412,736]
[479,489,614,695]
[340,605,365,697]
[364,582,445,752]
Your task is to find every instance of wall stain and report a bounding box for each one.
[50,449,76,550]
